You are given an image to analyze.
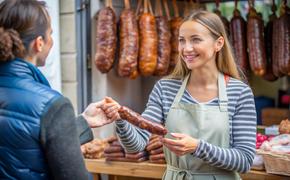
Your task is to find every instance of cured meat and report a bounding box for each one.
[118,106,168,135]
[247,7,266,76]
[230,7,248,77]
[279,4,290,75]
[94,6,117,73]
[263,3,278,81]
[168,0,182,73]
[272,14,283,77]
[168,17,182,73]
[118,1,139,79]
[138,13,158,76]
[138,0,158,76]
[154,0,171,76]
[214,0,230,36]
[214,9,230,37]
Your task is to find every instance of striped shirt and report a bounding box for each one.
[116,77,257,173]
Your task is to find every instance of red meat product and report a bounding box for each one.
[247,7,266,76]
[118,4,139,79]
[118,106,168,135]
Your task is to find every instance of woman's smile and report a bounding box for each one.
[183,54,199,63]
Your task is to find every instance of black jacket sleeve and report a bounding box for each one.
[75,115,94,145]
[40,97,93,180]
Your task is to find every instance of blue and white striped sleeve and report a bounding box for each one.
[115,81,164,153]
[192,85,257,173]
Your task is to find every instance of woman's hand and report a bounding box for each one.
[161,133,200,156]
[102,97,121,121]
[82,100,114,128]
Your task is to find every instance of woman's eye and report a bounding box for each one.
[178,39,185,43]
[192,38,201,42]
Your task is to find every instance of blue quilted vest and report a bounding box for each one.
[0,58,61,180]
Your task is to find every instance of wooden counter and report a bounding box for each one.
[85,158,289,180]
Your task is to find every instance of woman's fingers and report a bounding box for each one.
[101,97,121,121]
[170,133,186,139]
[111,113,121,121]
[161,138,183,147]
[107,109,118,118]
[104,97,120,105]
[102,103,117,111]
[163,143,184,156]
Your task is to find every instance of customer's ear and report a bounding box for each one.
[33,36,44,53]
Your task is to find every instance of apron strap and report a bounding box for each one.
[218,72,228,112]
[173,74,190,104]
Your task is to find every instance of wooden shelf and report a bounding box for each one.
[85,158,288,180]
[86,159,165,179]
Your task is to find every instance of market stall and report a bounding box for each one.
[85,0,290,179]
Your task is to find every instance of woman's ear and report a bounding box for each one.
[33,36,44,53]
[215,36,224,52]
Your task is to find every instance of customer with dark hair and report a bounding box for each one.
[0,0,112,179]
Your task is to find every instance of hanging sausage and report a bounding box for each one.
[183,0,190,18]
[94,0,117,73]
[154,0,171,76]
[277,1,290,75]
[272,8,283,77]
[118,0,139,79]
[263,0,278,81]
[138,0,158,76]
[168,0,183,73]
[230,0,249,78]
[247,0,266,76]
[183,0,204,18]
[214,0,230,37]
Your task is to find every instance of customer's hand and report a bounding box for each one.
[161,133,200,156]
[102,97,121,121]
[82,100,114,128]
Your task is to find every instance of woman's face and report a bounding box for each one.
[178,20,220,70]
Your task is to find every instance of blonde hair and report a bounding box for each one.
[168,10,241,80]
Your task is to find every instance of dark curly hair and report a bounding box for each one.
[0,28,25,62]
[0,0,49,62]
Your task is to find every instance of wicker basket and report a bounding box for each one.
[258,150,290,176]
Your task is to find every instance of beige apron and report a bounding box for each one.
[163,72,240,180]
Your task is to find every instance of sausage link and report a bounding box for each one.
[94,7,117,73]
[263,13,278,81]
[146,140,163,151]
[138,13,158,76]
[104,146,124,153]
[230,9,249,76]
[280,9,290,75]
[154,16,171,76]
[247,8,266,76]
[215,9,230,37]
[168,17,183,73]
[149,153,165,161]
[272,16,283,77]
[118,9,139,79]
[118,106,168,135]
[125,151,147,159]
[104,152,125,158]
[149,147,163,155]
